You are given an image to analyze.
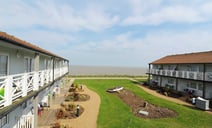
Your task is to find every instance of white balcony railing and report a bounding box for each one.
[150,69,211,81]
[15,115,34,128]
[0,67,68,108]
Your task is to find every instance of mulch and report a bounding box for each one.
[114,89,177,119]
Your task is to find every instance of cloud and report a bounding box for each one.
[68,29,212,66]
[9,30,74,57]
[122,0,212,25]
[0,0,119,32]
[1,0,212,67]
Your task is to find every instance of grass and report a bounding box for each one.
[74,79,212,128]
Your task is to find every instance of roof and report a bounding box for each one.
[150,51,212,64]
[0,31,67,60]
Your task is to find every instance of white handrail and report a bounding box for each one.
[0,66,69,107]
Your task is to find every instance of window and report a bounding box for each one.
[45,60,51,69]
[24,57,34,72]
[44,59,50,70]
[198,83,203,91]
[0,115,8,127]
[168,78,174,84]
[187,82,197,89]
[0,55,8,76]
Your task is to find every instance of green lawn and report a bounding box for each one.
[74,79,212,128]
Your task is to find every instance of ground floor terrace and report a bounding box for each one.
[151,75,212,99]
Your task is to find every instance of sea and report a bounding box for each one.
[69,65,147,76]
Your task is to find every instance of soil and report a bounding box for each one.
[113,89,177,119]
[56,104,84,119]
[65,93,90,102]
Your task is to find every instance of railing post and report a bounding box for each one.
[33,72,39,91]
[46,70,49,83]
[50,69,53,82]
[33,96,38,128]
[40,71,44,87]
[4,76,13,106]
[22,73,28,97]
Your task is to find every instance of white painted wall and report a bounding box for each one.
[0,41,53,75]
[2,98,34,128]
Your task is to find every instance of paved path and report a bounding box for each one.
[59,84,101,128]
[38,79,75,127]
[38,78,101,128]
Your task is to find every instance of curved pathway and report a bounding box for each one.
[138,85,193,106]
[60,84,101,128]
[38,79,101,128]
[131,79,212,114]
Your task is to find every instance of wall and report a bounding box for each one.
[177,79,187,92]
[205,83,212,98]
[0,41,53,75]
[3,98,33,128]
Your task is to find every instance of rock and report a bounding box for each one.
[139,110,149,116]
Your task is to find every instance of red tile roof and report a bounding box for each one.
[151,51,212,64]
[0,32,66,60]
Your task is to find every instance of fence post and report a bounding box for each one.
[22,73,28,97]
[4,76,13,106]
[40,71,44,87]
[33,72,39,91]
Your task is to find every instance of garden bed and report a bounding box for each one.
[56,103,84,119]
[113,89,177,119]
[65,92,90,102]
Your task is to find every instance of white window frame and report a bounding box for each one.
[0,53,9,76]
[24,57,34,73]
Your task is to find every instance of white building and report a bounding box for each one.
[148,51,212,99]
[0,32,69,128]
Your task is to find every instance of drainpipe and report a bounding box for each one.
[203,64,206,98]
[33,53,39,128]
[175,64,178,91]
[52,57,55,82]
[148,64,151,85]
[176,78,178,91]
[160,65,163,87]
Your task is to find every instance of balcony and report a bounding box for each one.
[149,69,211,81]
[0,67,68,108]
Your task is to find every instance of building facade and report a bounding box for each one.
[0,32,69,128]
[148,51,212,99]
